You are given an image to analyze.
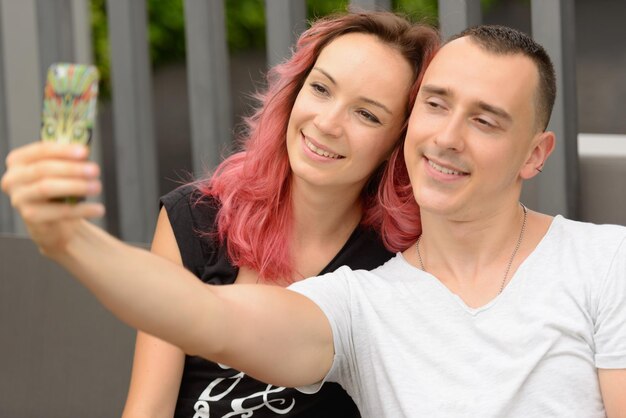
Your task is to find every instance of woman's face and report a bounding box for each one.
[286,32,414,195]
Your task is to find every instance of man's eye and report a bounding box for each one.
[476,118,495,128]
[425,100,442,109]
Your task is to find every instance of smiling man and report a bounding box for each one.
[289,26,626,416]
[3,25,625,418]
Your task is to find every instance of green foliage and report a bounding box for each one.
[89,0,110,98]
[226,0,266,51]
[308,0,350,19]
[147,0,186,65]
[394,0,500,24]
[90,0,500,98]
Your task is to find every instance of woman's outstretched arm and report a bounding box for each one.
[1,142,333,388]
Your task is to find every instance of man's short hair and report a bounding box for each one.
[449,25,556,132]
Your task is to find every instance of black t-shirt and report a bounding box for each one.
[161,185,394,418]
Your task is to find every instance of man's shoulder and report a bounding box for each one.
[289,254,409,291]
[554,215,626,244]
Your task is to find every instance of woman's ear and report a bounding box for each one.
[520,130,556,180]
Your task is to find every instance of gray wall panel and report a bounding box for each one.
[528,0,579,218]
[184,0,233,174]
[107,0,158,242]
[0,2,12,233]
[0,0,41,235]
[349,0,392,11]
[36,0,75,83]
[0,234,136,417]
[264,0,307,68]
[438,0,482,40]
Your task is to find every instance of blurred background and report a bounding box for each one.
[0,0,624,242]
[91,0,626,200]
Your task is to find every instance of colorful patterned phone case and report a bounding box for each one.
[41,63,99,203]
[41,63,99,146]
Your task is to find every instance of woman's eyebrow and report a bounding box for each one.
[311,67,392,115]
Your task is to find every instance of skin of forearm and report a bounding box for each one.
[46,221,333,387]
[51,220,228,358]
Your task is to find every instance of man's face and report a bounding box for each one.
[404,37,544,219]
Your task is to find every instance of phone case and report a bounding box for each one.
[41,63,99,203]
[41,63,99,146]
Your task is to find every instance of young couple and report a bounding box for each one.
[2,10,625,418]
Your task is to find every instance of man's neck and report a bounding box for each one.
[405,202,553,308]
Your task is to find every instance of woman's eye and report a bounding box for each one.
[357,110,381,124]
[310,82,328,95]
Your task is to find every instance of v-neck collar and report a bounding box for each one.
[398,216,562,316]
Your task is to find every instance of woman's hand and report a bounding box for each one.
[1,142,105,256]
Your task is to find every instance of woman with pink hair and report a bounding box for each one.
[2,10,438,418]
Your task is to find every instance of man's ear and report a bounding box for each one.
[520,130,555,180]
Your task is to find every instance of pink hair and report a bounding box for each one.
[195,12,439,282]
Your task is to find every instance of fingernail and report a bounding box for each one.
[72,146,88,158]
[84,163,99,176]
[87,180,101,194]
[94,204,106,217]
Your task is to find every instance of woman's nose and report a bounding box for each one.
[313,105,344,138]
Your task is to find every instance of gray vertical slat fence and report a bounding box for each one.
[0,3,12,233]
[184,0,233,175]
[71,0,93,64]
[437,0,482,40]
[36,0,75,81]
[107,0,158,243]
[349,0,392,11]
[530,0,579,218]
[264,0,307,69]
[0,0,41,235]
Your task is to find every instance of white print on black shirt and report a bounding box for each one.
[193,364,296,418]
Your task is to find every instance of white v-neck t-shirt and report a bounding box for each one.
[289,216,626,417]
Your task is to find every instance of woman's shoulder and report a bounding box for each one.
[160,183,221,231]
[159,183,238,284]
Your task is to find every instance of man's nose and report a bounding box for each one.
[433,114,465,152]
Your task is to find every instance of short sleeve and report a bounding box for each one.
[288,267,356,392]
[594,236,626,369]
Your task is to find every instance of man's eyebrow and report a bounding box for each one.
[477,101,512,123]
[421,84,512,122]
[420,84,451,96]
[312,67,392,115]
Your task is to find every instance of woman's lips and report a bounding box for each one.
[302,133,344,160]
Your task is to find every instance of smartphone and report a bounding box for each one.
[41,63,100,202]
